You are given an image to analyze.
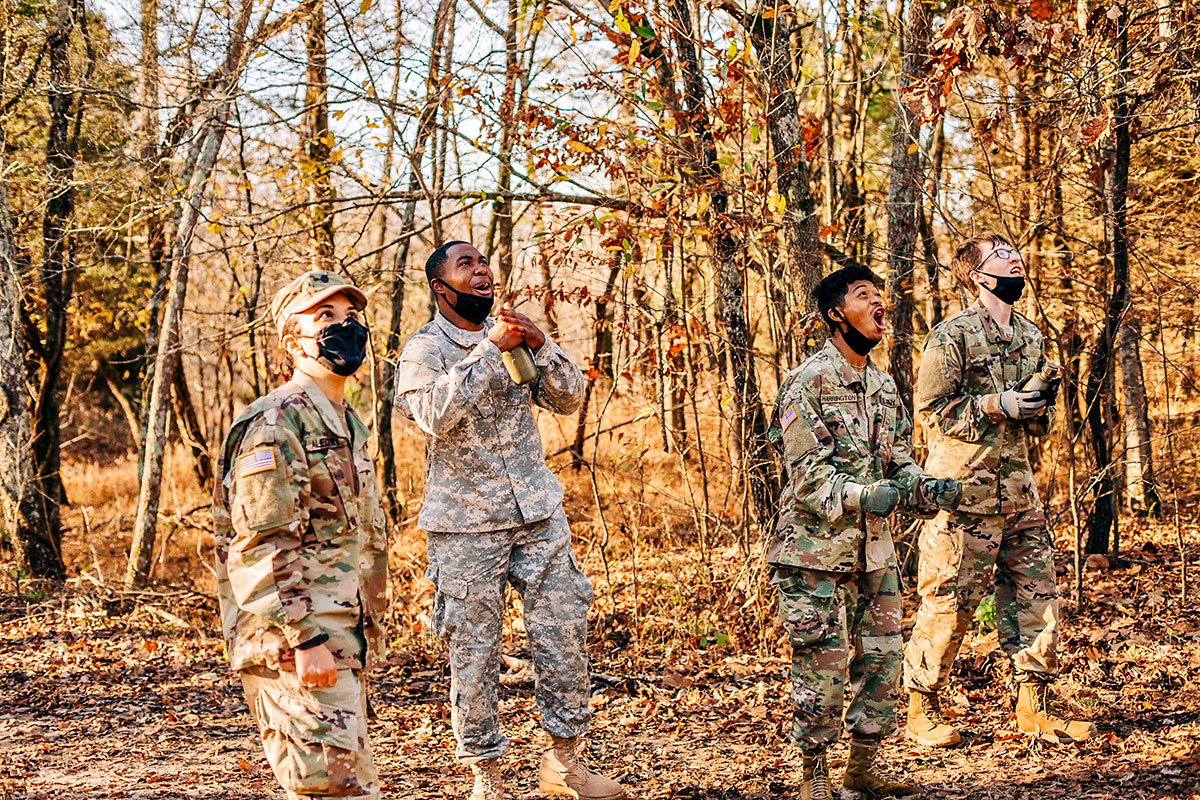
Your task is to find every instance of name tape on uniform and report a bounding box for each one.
[238,447,278,477]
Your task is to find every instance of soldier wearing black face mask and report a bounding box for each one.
[393,241,625,800]
[905,233,1095,750]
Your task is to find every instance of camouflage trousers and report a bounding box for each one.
[240,666,379,800]
[426,505,594,764]
[903,506,1059,692]
[773,565,902,753]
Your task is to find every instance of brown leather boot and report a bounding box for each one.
[1015,675,1098,744]
[905,689,962,747]
[538,736,626,800]
[842,739,919,797]
[469,759,505,800]
[800,749,832,800]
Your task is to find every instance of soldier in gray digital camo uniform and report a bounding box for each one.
[767,266,962,800]
[214,271,388,800]
[394,241,625,800]
[904,233,1097,747]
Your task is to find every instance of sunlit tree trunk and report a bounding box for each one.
[887,0,930,411]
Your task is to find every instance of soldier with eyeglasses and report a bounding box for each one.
[903,233,1098,747]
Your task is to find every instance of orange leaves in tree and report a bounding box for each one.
[1028,0,1052,23]
[1081,114,1110,146]
[800,113,821,161]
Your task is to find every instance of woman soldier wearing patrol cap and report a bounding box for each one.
[212,270,388,800]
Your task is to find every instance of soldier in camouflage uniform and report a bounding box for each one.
[394,241,624,800]
[213,271,388,800]
[768,266,962,800]
[904,233,1097,747]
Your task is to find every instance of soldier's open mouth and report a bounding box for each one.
[472,281,493,294]
[872,308,886,330]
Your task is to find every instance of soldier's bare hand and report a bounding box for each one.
[296,643,338,689]
[496,308,546,350]
[488,318,525,352]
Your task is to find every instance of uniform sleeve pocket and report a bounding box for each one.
[235,445,298,532]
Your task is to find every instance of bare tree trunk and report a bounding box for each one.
[677,0,776,524]
[922,115,945,328]
[887,0,930,410]
[0,9,54,575]
[127,115,230,589]
[1117,320,1159,515]
[572,255,622,469]
[374,0,453,530]
[490,0,518,290]
[28,0,84,579]
[304,0,335,269]
[735,7,823,322]
[127,0,256,588]
[1085,0,1130,556]
[172,362,212,492]
[840,0,866,259]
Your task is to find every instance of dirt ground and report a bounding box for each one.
[2,511,1199,800]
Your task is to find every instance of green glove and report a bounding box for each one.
[859,480,903,518]
[930,477,962,511]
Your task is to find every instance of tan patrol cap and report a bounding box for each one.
[270,270,368,336]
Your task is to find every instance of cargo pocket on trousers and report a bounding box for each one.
[431,571,468,639]
[254,680,365,797]
[771,568,841,649]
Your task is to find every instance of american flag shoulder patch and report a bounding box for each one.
[238,447,277,478]
[780,404,799,432]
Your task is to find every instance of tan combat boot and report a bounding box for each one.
[538,736,626,800]
[469,759,505,800]
[905,690,962,747]
[1015,676,1098,744]
[842,739,919,798]
[799,750,832,800]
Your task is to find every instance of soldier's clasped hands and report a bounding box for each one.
[856,480,905,518]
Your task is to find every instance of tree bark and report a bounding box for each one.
[887,0,930,412]
[736,8,823,324]
[29,0,83,578]
[303,0,335,269]
[0,9,54,576]
[127,0,256,588]
[676,0,776,524]
[1085,0,1130,556]
[1117,319,1159,515]
[374,0,454,530]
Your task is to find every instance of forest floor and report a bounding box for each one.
[2,508,1198,800]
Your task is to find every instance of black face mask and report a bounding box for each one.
[979,273,1026,305]
[833,315,880,357]
[436,279,494,325]
[309,317,369,376]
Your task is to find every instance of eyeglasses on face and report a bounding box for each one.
[981,247,1021,265]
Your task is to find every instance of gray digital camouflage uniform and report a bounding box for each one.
[214,370,388,800]
[904,302,1060,692]
[394,313,592,764]
[768,339,943,753]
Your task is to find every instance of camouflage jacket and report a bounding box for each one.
[394,313,585,532]
[767,340,940,573]
[213,372,388,672]
[917,302,1055,515]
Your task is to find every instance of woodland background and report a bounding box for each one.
[0,0,1198,797]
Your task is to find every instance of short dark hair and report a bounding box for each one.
[813,265,880,329]
[425,240,471,285]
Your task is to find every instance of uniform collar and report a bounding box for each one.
[289,370,350,440]
[973,300,1015,344]
[435,312,492,350]
[822,338,883,395]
